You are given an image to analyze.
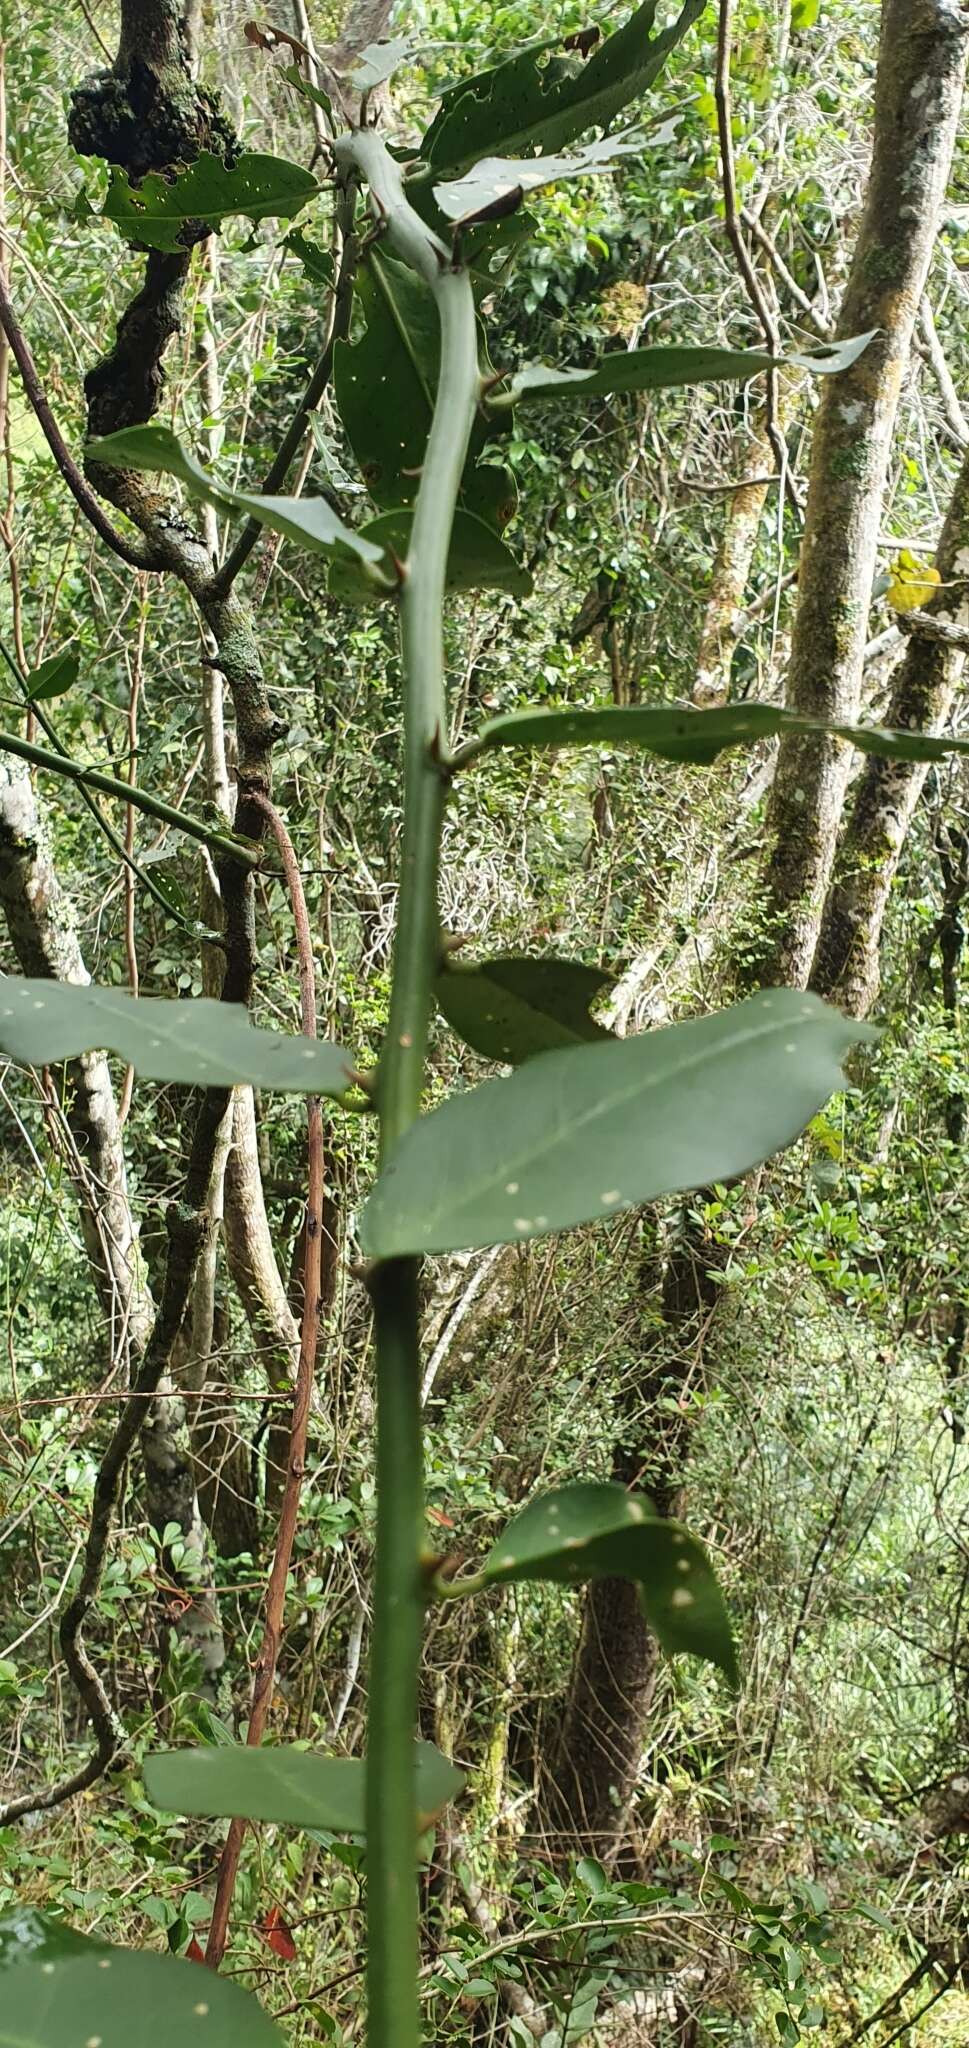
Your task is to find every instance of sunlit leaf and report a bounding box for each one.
[480,1482,737,1681]
[0,980,354,1094]
[0,1949,281,2047]
[361,991,876,1259]
[350,38,411,89]
[86,425,393,581]
[421,0,706,177]
[467,699,969,767]
[490,332,877,409]
[145,1740,464,1832]
[433,128,653,223]
[102,151,318,252]
[436,956,612,1063]
[328,505,531,603]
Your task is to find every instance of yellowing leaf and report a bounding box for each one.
[886,549,941,613]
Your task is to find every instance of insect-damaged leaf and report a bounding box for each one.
[0,981,354,1094]
[420,0,706,178]
[360,991,876,1259]
[328,506,531,603]
[480,1482,737,1682]
[334,251,515,528]
[0,1949,282,2047]
[85,425,394,582]
[145,1740,464,1833]
[489,332,877,409]
[432,127,657,223]
[102,151,318,252]
[436,956,612,1063]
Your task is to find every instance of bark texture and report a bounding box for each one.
[692,372,804,708]
[751,0,968,989]
[812,439,969,1016]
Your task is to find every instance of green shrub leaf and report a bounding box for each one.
[328,505,531,602]
[102,151,318,252]
[361,991,875,1258]
[467,699,969,766]
[491,333,877,409]
[0,981,354,1093]
[479,1481,736,1682]
[85,425,394,581]
[0,1911,109,1971]
[0,1948,281,2047]
[436,956,612,1063]
[145,1740,464,1832]
[25,651,79,703]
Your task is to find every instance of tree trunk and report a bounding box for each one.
[750,0,967,989]
[692,371,804,708]
[812,439,969,1016]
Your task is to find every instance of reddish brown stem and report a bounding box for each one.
[204,794,325,1971]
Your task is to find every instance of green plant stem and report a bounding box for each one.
[334,125,479,2048]
[0,727,260,868]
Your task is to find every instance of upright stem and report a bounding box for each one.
[332,127,479,2048]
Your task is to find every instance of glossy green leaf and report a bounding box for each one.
[361,990,875,1259]
[481,1482,737,1682]
[468,699,969,767]
[0,1911,108,1971]
[328,507,531,603]
[102,151,318,252]
[0,980,354,1094]
[86,425,393,581]
[334,252,515,528]
[0,1949,281,2048]
[433,128,653,222]
[284,227,334,286]
[491,332,877,408]
[25,651,79,703]
[436,956,612,1063]
[421,0,706,177]
[145,1739,464,1832]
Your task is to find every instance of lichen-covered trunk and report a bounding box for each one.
[751,0,967,990]
[812,439,969,1016]
[693,371,805,709]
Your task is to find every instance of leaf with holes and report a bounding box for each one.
[436,956,612,1063]
[25,652,79,704]
[433,127,656,223]
[0,981,354,1094]
[328,508,531,603]
[86,425,393,582]
[0,1949,282,2048]
[284,228,334,287]
[334,252,515,528]
[145,1740,463,1832]
[420,0,706,178]
[361,991,876,1259]
[490,332,877,409]
[480,1482,736,1681]
[467,699,969,767]
[102,151,318,252]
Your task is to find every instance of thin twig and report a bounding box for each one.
[204,792,325,1969]
[0,270,157,570]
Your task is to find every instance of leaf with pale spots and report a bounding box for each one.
[0,1947,282,2047]
[0,980,354,1094]
[145,1740,463,1833]
[360,990,876,1259]
[480,1482,736,1681]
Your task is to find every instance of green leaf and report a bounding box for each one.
[492,333,877,408]
[421,1,707,177]
[102,151,318,252]
[85,425,393,582]
[0,1911,109,1971]
[0,1949,281,2048]
[432,128,653,223]
[480,1482,737,1683]
[436,956,612,1063]
[360,990,875,1259]
[284,228,334,286]
[25,652,79,704]
[145,1739,464,1832]
[350,38,411,90]
[334,252,515,528]
[468,699,969,768]
[0,980,354,1094]
[328,507,531,603]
